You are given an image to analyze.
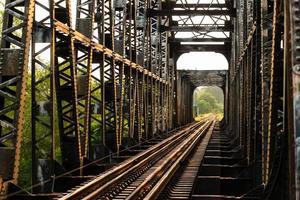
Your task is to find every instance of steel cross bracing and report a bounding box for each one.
[179,70,226,88]
[169,0,233,127]
[170,0,233,40]
[0,0,35,194]
[1,0,300,199]
[228,0,300,199]
[31,0,56,191]
[0,0,173,195]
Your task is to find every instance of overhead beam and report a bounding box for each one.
[178,70,227,87]
[148,9,234,17]
[163,25,233,32]
[172,3,228,8]
[171,38,231,43]
[177,44,229,52]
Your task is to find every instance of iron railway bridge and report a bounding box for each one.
[0,0,299,199]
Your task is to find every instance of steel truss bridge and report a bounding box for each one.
[0,0,299,199]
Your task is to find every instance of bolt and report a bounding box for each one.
[294,65,300,74]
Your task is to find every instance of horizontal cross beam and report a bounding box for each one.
[148,9,234,17]
[172,3,228,8]
[177,44,230,52]
[170,38,231,43]
[162,25,233,32]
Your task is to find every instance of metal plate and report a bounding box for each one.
[0,147,15,180]
[77,18,92,38]
[0,49,22,76]
[77,75,88,96]
[35,26,51,43]
[55,8,68,23]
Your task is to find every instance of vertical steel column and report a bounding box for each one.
[285,1,296,199]
[266,0,282,184]
[75,0,96,161]
[31,0,56,191]
[123,0,136,142]
[95,0,109,157]
[112,0,126,154]
[253,0,263,186]
[101,0,118,154]
[52,0,82,170]
[290,0,300,197]
[0,0,35,194]
[260,0,272,183]
[148,0,160,135]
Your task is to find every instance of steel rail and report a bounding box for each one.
[1,123,192,199]
[144,120,216,200]
[81,120,213,200]
[125,120,214,200]
[56,121,205,200]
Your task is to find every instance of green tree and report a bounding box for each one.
[194,86,224,117]
[196,93,217,108]
[202,87,224,103]
[197,99,212,113]
[0,2,4,34]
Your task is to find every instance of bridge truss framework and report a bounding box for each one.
[0,0,299,199]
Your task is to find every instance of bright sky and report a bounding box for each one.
[177,52,228,70]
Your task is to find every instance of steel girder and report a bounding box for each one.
[228,0,296,199]
[0,0,35,194]
[179,70,227,88]
[31,0,56,191]
[51,0,82,174]
[176,71,193,126]
[169,0,233,41]
[163,25,232,32]
[53,0,173,180]
[148,9,234,17]
[290,0,300,198]
[0,0,175,195]
[0,0,298,199]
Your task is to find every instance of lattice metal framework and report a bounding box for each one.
[0,0,300,199]
[0,0,173,194]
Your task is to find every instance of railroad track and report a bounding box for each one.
[157,122,217,200]
[3,122,199,200]
[56,118,215,200]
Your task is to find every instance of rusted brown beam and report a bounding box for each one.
[178,44,229,52]
[148,9,234,17]
[54,21,169,85]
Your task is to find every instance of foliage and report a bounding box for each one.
[194,86,224,118]
[0,2,3,35]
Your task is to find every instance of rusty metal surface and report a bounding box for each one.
[290,0,300,197]
[55,120,214,200]
[179,70,227,88]
[0,0,298,199]
[0,0,35,195]
[147,121,216,200]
